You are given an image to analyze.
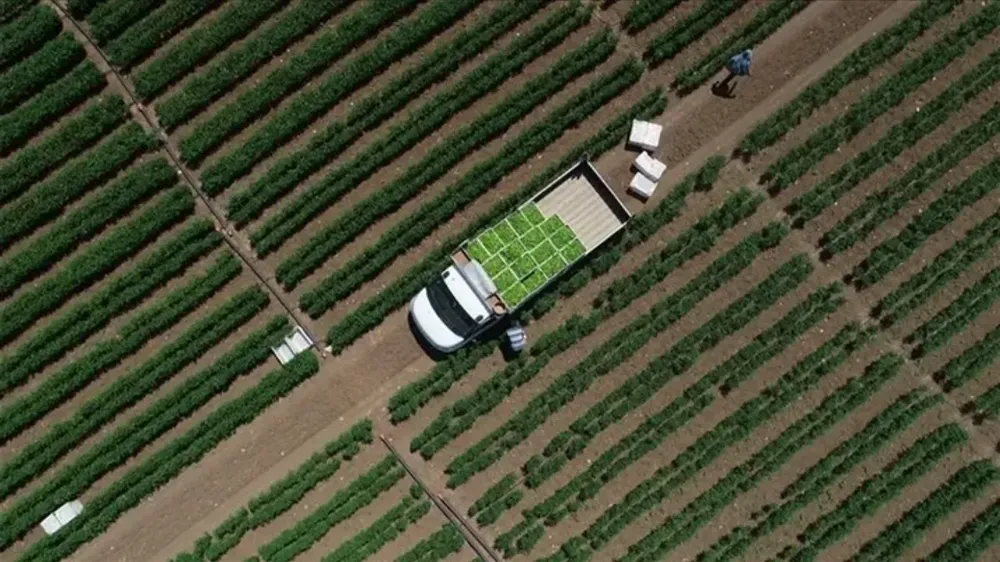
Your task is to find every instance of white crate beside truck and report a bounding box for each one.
[409,158,631,352]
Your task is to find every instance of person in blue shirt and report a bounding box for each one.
[714,49,752,98]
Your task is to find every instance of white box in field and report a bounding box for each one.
[635,152,665,181]
[629,172,657,200]
[271,326,313,365]
[40,500,83,535]
[629,120,662,151]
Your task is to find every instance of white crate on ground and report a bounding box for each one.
[635,152,665,181]
[629,172,657,200]
[271,326,314,365]
[629,119,662,151]
[40,500,83,535]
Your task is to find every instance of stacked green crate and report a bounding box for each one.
[465,203,585,307]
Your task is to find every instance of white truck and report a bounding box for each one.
[409,158,631,352]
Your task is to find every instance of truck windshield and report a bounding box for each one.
[427,276,478,337]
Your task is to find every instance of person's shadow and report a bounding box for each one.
[711,73,737,99]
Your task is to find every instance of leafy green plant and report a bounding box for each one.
[936,324,1000,392]
[102,0,217,67]
[393,524,465,562]
[0,5,61,72]
[622,0,685,33]
[908,267,1000,358]
[921,499,1000,562]
[321,495,431,562]
[86,0,161,44]
[0,34,84,113]
[644,0,746,64]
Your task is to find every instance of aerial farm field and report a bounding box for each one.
[0,0,999,561]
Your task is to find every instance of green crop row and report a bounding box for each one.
[67,0,100,18]
[0,0,35,23]
[0,95,126,205]
[849,460,1000,562]
[170,420,374,562]
[851,157,1000,289]
[298,57,644,314]
[819,102,1000,256]
[673,0,809,91]
[132,0,284,100]
[154,0,351,127]
[766,3,1000,194]
[644,0,747,64]
[0,188,192,347]
[874,211,1000,329]
[257,455,405,562]
[0,121,158,247]
[446,244,809,489]
[698,390,939,562]
[909,267,1000,358]
[329,90,669,355]
[0,251,238,446]
[0,158,177,297]
[937,323,1000,392]
[199,0,537,194]
[792,53,1000,231]
[394,524,466,562]
[14,352,321,562]
[497,287,848,554]
[972,382,1000,420]
[0,33,84,114]
[534,323,876,562]
[272,33,622,285]
[469,474,517,518]
[0,5,61,72]
[922,499,1000,562]
[223,0,568,215]
[411,208,778,464]
[103,0,216,67]
[322,494,432,562]
[248,9,601,255]
[0,312,288,551]
[618,355,906,562]
[0,60,105,155]
[179,0,422,164]
[769,423,968,562]
[0,220,220,398]
[738,0,960,154]
[0,287,272,505]
[622,0,684,33]
[87,0,159,44]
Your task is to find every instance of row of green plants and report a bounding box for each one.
[393,524,466,562]
[672,0,809,91]
[908,267,1000,358]
[0,33,84,114]
[495,289,851,556]
[252,17,608,258]
[618,355,907,562]
[14,352,321,562]
[0,220,221,398]
[972,382,1000,420]
[297,57,645,314]
[321,487,432,562]
[87,0,160,44]
[102,0,216,68]
[444,224,797,486]
[849,460,1000,562]
[738,0,961,154]
[200,0,539,195]
[820,100,1000,256]
[0,188,193,347]
[132,0,285,100]
[851,157,1000,289]
[0,95,126,205]
[696,390,940,562]
[170,420,374,562]
[0,158,178,297]
[0,4,61,72]
[874,211,1000,329]
[221,0,567,214]
[937,323,1000,392]
[153,0,351,127]
[0,311,289,550]
[536,322,876,562]
[67,0,102,18]
[0,251,238,446]
[0,121,157,247]
[922,499,1000,562]
[410,205,778,463]
[789,49,1000,230]
[0,0,34,21]
[256,455,405,562]
[643,0,747,64]
[326,91,672,354]
[0,61,106,155]
[622,0,684,33]
[769,423,969,562]
[179,0,422,164]
[0,287,272,504]
[765,2,1000,194]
